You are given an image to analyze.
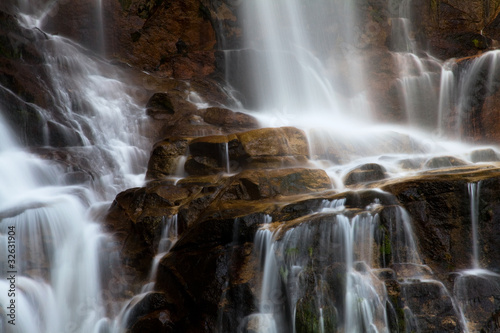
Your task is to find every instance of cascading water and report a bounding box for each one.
[0,1,149,332]
[224,0,500,332]
[245,200,447,333]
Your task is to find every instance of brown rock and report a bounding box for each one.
[343,163,388,186]
[221,168,332,201]
[202,107,259,131]
[146,138,190,180]
[423,156,468,169]
[183,127,311,176]
[238,127,309,158]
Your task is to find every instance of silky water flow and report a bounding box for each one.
[2,0,500,332]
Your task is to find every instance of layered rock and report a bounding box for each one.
[107,147,500,332]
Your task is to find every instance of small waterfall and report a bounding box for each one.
[251,209,392,333]
[390,0,442,130]
[142,215,179,293]
[110,215,179,333]
[468,182,482,269]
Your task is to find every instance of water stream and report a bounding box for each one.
[0,1,148,332]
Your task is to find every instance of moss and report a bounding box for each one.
[295,296,337,333]
[378,225,392,266]
[382,233,392,255]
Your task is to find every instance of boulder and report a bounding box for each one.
[184,127,311,176]
[146,138,190,180]
[220,168,332,201]
[202,107,259,131]
[423,156,468,169]
[470,148,500,162]
[343,163,388,186]
[238,127,309,158]
[146,93,175,119]
[104,181,199,281]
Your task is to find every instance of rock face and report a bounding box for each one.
[107,140,500,332]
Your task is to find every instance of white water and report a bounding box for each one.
[232,0,500,331]
[468,182,482,269]
[0,2,149,333]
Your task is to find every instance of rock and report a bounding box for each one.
[381,166,500,275]
[343,163,388,186]
[221,168,332,201]
[184,127,311,175]
[401,280,464,332]
[104,182,198,281]
[155,242,255,332]
[238,127,309,158]
[470,148,500,162]
[146,138,190,180]
[125,292,176,329]
[424,156,468,169]
[202,107,259,131]
[410,0,500,59]
[453,273,500,332]
[146,93,175,119]
[129,311,176,333]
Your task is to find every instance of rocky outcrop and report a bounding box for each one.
[184,127,310,175]
[410,0,500,59]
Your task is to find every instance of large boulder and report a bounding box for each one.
[183,127,311,176]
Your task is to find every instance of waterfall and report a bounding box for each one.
[468,182,481,269]
[249,208,398,332]
[0,1,149,332]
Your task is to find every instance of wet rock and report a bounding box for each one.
[221,168,332,201]
[398,157,426,170]
[125,292,176,329]
[146,93,175,119]
[423,156,468,169]
[454,272,500,332]
[410,0,500,59]
[238,127,309,158]
[104,182,198,280]
[146,138,190,180]
[343,163,388,186]
[295,293,337,333]
[202,107,259,131]
[381,167,500,275]
[184,127,311,175]
[129,310,176,333]
[155,241,256,332]
[470,148,500,162]
[401,280,464,332]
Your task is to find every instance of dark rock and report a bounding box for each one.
[343,163,388,186]
[146,138,190,180]
[125,292,176,329]
[146,93,175,119]
[424,156,468,169]
[401,280,463,332]
[470,148,499,163]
